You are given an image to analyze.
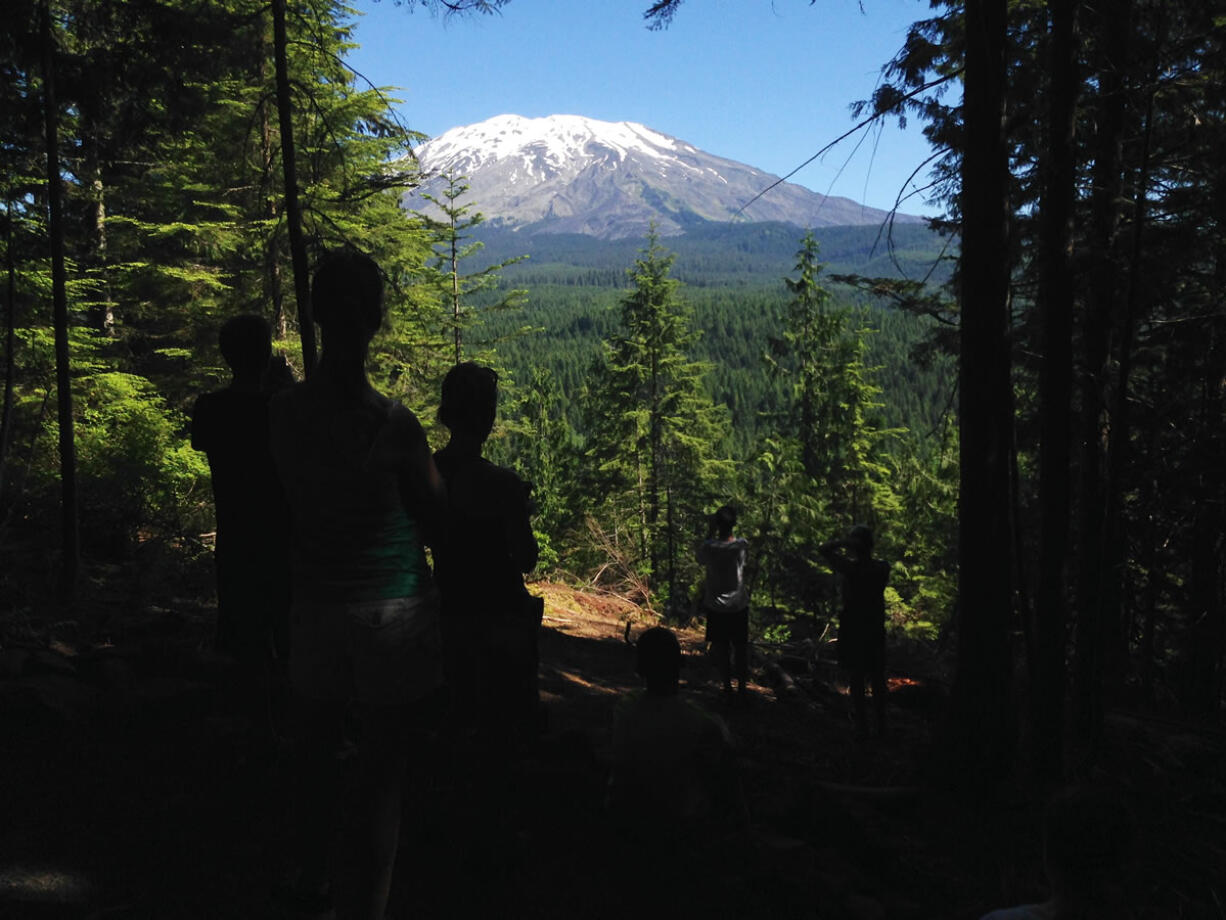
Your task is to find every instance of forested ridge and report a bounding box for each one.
[0,0,959,638]
[2,0,1226,916]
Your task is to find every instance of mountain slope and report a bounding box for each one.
[474,221,953,289]
[404,114,921,240]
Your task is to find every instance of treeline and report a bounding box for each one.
[0,0,956,645]
[851,0,1226,775]
[474,220,954,289]
[0,0,448,584]
[485,228,957,635]
[480,281,953,455]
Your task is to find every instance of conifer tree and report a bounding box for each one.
[584,227,731,609]
[771,232,898,527]
[0,0,441,580]
[497,365,578,573]
[414,173,526,366]
[751,232,899,621]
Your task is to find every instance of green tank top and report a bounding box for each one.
[272,385,433,603]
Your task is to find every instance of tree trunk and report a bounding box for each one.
[665,475,676,612]
[272,0,315,377]
[1073,0,1130,753]
[1138,466,1159,702]
[1098,82,1153,714]
[648,348,661,590]
[451,216,461,364]
[83,126,112,335]
[41,0,79,602]
[948,0,1015,790]
[1033,0,1079,784]
[1011,420,1035,684]
[0,195,17,503]
[259,19,286,338]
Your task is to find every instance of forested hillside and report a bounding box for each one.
[489,281,944,436]
[0,0,959,644]
[4,0,1224,717]
[2,3,1226,917]
[473,220,954,288]
[475,222,956,449]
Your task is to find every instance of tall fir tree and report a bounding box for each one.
[771,232,899,528]
[495,365,579,574]
[414,173,526,367]
[583,227,731,610]
[749,232,900,621]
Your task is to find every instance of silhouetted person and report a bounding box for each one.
[433,362,541,748]
[607,627,744,832]
[820,524,889,736]
[190,314,292,744]
[981,786,1135,919]
[269,250,445,920]
[698,505,750,699]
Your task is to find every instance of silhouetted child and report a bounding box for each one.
[980,786,1135,919]
[269,250,446,920]
[600,633,751,916]
[190,314,292,743]
[819,524,889,736]
[607,627,745,832]
[433,362,541,748]
[697,505,750,699]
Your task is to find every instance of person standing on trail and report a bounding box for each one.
[432,361,542,747]
[191,314,293,746]
[697,504,751,700]
[820,524,890,736]
[269,250,445,920]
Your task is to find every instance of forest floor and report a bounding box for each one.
[0,579,1223,919]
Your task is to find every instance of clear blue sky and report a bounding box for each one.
[344,0,945,217]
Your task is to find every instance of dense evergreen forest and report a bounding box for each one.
[0,0,960,638]
[479,234,955,443]
[2,0,1226,915]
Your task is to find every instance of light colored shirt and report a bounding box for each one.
[697,537,749,612]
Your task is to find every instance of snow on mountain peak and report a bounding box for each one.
[404,113,915,240]
[417,114,690,175]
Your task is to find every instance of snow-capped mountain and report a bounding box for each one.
[403,114,919,240]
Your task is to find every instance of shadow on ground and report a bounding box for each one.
[1,583,1223,918]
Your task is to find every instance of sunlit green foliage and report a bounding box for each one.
[0,1,960,634]
[0,0,440,586]
[581,229,733,610]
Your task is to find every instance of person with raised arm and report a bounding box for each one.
[819,524,890,737]
[697,504,751,701]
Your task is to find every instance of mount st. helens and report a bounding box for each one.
[404,114,922,240]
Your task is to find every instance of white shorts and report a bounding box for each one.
[289,590,442,705]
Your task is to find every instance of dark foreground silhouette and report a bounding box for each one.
[191,314,292,746]
[269,250,446,920]
[433,362,542,750]
[820,525,890,738]
[0,583,1220,919]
